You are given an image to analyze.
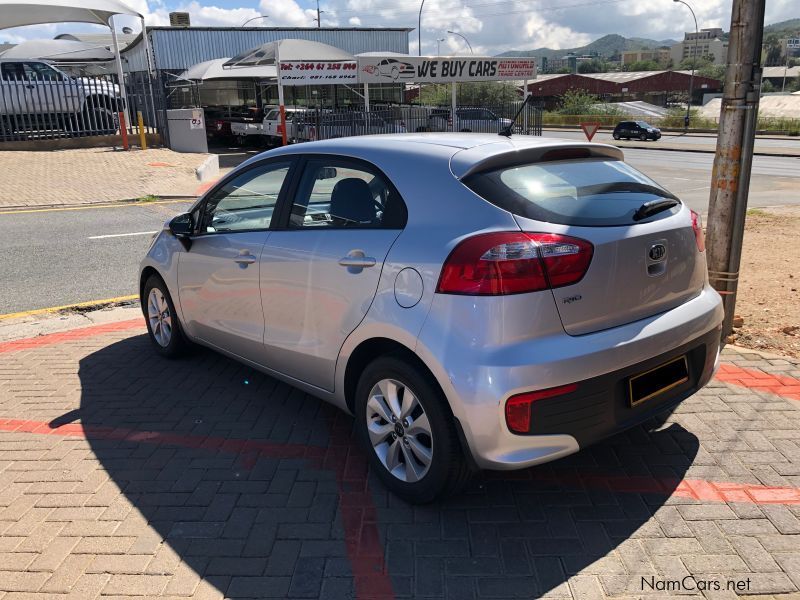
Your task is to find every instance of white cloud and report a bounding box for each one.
[2,0,798,56]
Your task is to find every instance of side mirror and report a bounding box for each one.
[169,213,193,250]
[169,213,193,237]
[317,167,338,180]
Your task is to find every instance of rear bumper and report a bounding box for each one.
[416,284,723,470]
[525,325,719,448]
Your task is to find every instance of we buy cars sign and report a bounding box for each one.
[279,61,358,85]
[358,56,536,84]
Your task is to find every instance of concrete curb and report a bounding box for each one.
[195,154,219,182]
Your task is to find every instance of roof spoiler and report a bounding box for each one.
[452,143,624,180]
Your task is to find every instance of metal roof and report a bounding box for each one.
[122,27,410,72]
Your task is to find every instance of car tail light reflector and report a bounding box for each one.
[505,384,579,433]
[436,232,593,295]
[690,210,705,252]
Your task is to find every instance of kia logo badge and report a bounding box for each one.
[648,244,667,261]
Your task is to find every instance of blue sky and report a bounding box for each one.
[1,0,797,56]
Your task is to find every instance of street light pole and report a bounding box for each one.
[447,30,473,54]
[437,37,445,55]
[418,0,425,56]
[241,15,269,27]
[673,0,698,130]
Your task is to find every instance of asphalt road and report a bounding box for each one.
[2,146,799,314]
[0,201,192,314]
[544,129,800,151]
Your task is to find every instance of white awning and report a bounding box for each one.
[180,59,277,82]
[0,0,141,29]
[1,39,115,62]
[224,39,356,67]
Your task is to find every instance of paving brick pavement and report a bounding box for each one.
[0,319,799,599]
[0,148,210,208]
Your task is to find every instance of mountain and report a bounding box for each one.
[497,34,675,60]
[497,19,799,59]
[764,19,800,36]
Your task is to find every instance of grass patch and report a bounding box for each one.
[137,194,160,203]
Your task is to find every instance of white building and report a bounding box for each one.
[670,28,728,65]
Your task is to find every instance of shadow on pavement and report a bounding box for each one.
[70,334,699,599]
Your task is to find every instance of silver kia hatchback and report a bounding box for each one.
[139,134,723,503]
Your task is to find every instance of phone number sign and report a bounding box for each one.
[279,61,358,85]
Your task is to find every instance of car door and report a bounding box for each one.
[23,62,66,114]
[177,158,294,364]
[0,62,29,116]
[260,156,407,391]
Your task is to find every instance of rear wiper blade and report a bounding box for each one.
[632,198,680,221]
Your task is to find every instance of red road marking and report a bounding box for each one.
[0,318,144,355]
[715,363,800,401]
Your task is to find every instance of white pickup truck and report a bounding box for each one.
[231,107,310,145]
[0,58,123,135]
[231,107,407,145]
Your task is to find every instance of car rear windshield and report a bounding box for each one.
[462,158,680,227]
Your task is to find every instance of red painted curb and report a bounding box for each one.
[716,363,800,401]
[0,318,144,354]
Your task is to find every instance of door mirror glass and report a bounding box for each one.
[317,167,338,180]
[169,213,193,237]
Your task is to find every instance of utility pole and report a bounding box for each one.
[316,0,321,28]
[705,0,766,339]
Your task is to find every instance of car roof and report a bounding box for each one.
[240,133,624,178]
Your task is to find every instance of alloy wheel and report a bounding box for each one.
[366,378,433,482]
[147,288,173,347]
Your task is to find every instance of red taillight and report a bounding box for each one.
[436,232,593,296]
[505,384,578,433]
[691,210,705,252]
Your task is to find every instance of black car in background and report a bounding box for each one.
[612,120,662,141]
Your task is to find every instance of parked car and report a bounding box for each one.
[0,58,122,135]
[203,107,250,142]
[613,120,662,141]
[139,134,723,503]
[316,110,407,138]
[427,107,513,133]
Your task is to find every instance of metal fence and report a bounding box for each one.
[0,67,163,143]
[230,101,543,145]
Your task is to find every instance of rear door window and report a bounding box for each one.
[463,158,680,227]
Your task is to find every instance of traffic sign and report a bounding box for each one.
[580,122,601,141]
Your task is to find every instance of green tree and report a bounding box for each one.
[696,63,726,81]
[760,79,775,93]
[418,81,520,106]
[577,59,605,74]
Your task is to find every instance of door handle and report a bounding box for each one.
[234,252,256,265]
[24,84,35,89]
[338,257,376,268]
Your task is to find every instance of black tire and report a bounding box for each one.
[612,132,620,140]
[355,355,473,504]
[640,132,648,141]
[143,274,190,358]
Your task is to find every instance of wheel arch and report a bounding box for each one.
[344,336,480,473]
[139,266,162,305]
[344,337,443,416]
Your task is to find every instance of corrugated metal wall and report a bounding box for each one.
[123,28,410,73]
